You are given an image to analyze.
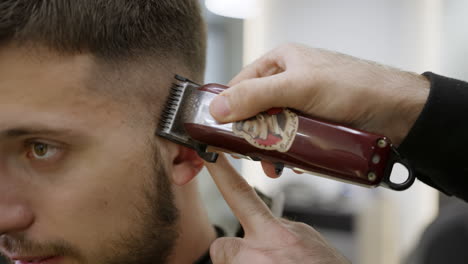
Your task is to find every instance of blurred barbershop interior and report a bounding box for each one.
[198,0,468,264]
[1,1,467,264]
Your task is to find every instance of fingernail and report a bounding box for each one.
[274,163,284,176]
[210,95,231,119]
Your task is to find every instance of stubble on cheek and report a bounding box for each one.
[0,233,84,263]
[92,144,180,264]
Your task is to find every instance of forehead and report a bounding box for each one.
[0,44,100,102]
[0,45,127,131]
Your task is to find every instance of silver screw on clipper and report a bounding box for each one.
[367,172,377,182]
[377,139,387,148]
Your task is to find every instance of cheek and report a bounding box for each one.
[30,147,155,256]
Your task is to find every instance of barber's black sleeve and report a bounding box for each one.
[398,72,468,202]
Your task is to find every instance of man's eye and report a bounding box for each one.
[26,142,59,160]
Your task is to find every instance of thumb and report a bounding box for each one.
[209,73,289,123]
[210,237,245,264]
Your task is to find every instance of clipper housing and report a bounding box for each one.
[158,75,415,191]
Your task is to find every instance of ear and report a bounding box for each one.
[170,145,205,186]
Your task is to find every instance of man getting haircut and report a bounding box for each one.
[0,1,216,263]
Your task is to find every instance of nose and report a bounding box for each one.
[0,202,34,236]
[0,163,35,236]
[0,182,34,236]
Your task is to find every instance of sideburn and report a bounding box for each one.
[106,144,180,264]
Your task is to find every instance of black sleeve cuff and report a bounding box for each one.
[398,72,468,202]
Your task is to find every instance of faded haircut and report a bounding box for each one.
[0,0,206,74]
[0,0,207,112]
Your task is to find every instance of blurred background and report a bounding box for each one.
[1,1,467,264]
[198,0,468,264]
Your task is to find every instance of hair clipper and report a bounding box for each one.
[157,75,415,190]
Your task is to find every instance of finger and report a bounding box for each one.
[210,237,244,264]
[205,154,276,234]
[292,169,304,174]
[260,160,280,178]
[228,51,285,86]
[230,154,241,159]
[210,73,293,123]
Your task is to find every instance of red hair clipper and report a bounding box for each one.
[157,75,415,190]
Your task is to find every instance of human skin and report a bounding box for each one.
[0,44,215,264]
[205,155,350,264]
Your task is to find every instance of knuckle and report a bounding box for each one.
[290,221,316,234]
[234,80,251,95]
[228,81,248,100]
[229,82,262,115]
[292,221,312,230]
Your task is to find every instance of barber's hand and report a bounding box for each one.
[205,154,350,264]
[210,43,429,148]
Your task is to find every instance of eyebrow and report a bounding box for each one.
[0,127,76,139]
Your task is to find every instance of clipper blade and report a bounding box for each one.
[158,82,184,133]
[157,75,221,162]
[158,75,194,148]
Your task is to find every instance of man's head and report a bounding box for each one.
[0,1,207,263]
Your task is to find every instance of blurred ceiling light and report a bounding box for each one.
[205,0,260,19]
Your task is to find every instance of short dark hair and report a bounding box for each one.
[0,0,206,79]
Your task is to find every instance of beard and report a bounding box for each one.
[0,145,180,264]
[103,146,180,264]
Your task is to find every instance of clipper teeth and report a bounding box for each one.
[158,82,185,131]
